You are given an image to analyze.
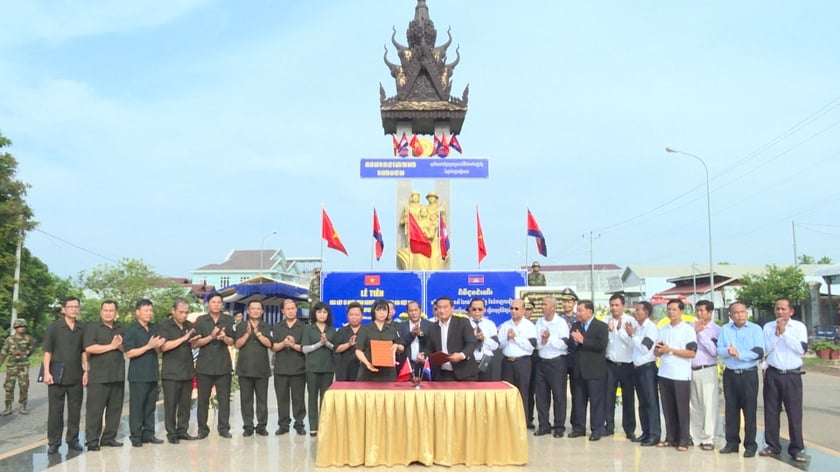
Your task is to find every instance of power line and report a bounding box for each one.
[33,228,119,264]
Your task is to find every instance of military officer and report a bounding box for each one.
[1,319,34,415]
[83,300,126,450]
[528,261,546,286]
[309,268,322,303]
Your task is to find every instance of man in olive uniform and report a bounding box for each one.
[528,261,546,286]
[159,299,200,444]
[309,268,321,304]
[271,298,307,435]
[194,292,235,439]
[43,297,88,454]
[123,299,165,447]
[1,318,34,415]
[234,300,273,437]
[83,300,126,451]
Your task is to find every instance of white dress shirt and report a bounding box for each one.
[535,315,569,359]
[470,317,499,361]
[606,314,637,363]
[631,318,658,367]
[498,318,537,357]
[763,319,807,370]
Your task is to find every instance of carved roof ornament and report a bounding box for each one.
[380,0,468,135]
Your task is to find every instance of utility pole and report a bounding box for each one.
[792,220,798,266]
[583,232,600,303]
[10,230,23,335]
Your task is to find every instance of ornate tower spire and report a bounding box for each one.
[380,0,468,135]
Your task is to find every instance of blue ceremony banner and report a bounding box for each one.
[322,271,424,327]
[359,158,489,179]
[424,271,527,326]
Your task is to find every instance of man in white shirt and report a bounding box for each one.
[467,298,500,381]
[655,299,697,451]
[625,301,659,446]
[604,294,637,439]
[498,299,538,418]
[533,296,570,438]
[759,297,808,463]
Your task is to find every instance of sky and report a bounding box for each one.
[2,0,839,280]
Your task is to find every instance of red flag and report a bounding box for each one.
[321,209,348,256]
[397,358,411,382]
[408,212,431,257]
[434,134,449,157]
[527,209,547,257]
[372,208,384,261]
[391,134,399,156]
[439,212,450,260]
[410,134,424,156]
[449,135,462,154]
[476,207,487,264]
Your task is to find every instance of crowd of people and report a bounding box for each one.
[1,289,808,464]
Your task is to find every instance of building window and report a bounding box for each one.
[220,276,230,287]
[240,276,249,282]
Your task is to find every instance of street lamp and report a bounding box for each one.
[665,147,715,310]
[260,231,278,275]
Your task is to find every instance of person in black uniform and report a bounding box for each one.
[355,299,404,381]
[43,297,88,454]
[234,300,272,437]
[83,300,125,451]
[302,302,337,437]
[123,299,165,447]
[159,298,200,444]
[334,302,364,381]
[193,292,235,439]
[271,298,307,435]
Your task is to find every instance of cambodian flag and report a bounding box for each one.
[449,135,462,154]
[434,134,449,158]
[372,208,384,261]
[439,212,450,260]
[398,133,409,157]
[527,209,547,257]
[423,357,432,380]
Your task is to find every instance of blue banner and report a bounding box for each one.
[322,271,424,327]
[424,271,527,326]
[360,158,489,179]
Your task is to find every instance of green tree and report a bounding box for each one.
[737,265,808,314]
[80,258,159,322]
[798,254,816,264]
[818,256,833,264]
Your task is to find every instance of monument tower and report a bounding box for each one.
[380,0,469,271]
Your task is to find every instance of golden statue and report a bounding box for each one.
[397,190,449,270]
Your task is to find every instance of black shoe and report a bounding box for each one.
[719,445,739,454]
[630,435,645,443]
[310,431,318,437]
[589,433,602,441]
[47,445,60,454]
[168,437,180,444]
[744,449,756,458]
[275,428,289,435]
[604,430,615,437]
[758,447,780,457]
[243,430,254,437]
[625,433,636,441]
[295,427,306,436]
[196,432,209,440]
[553,431,565,438]
[534,429,551,436]
[526,422,536,430]
[640,439,658,447]
[219,431,232,438]
[86,444,100,451]
[256,429,269,436]
[102,439,123,447]
[131,440,143,448]
[567,431,586,438]
[67,442,84,451]
[177,433,196,441]
[143,437,164,444]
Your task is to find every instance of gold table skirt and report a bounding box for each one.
[316,381,528,467]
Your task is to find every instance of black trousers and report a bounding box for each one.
[606,361,636,436]
[572,375,606,435]
[162,379,192,439]
[723,368,758,450]
[274,373,306,429]
[197,373,231,436]
[633,362,660,441]
[129,381,158,441]
[85,381,124,445]
[566,354,578,431]
[534,356,567,433]
[526,352,538,423]
[659,377,690,445]
[47,383,83,446]
[501,357,531,419]
[306,372,334,432]
[763,367,804,455]
[239,376,269,432]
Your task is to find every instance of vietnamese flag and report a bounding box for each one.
[372,208,384,261]
[527,209,547,257]
[408,212,431,257]
[439,212,450,260]
[476,206,487,264]
[410,134,424,156]
[321,209,348,256]
[397,358,411,381]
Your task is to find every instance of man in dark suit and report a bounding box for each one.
[421,297,478,381]
[568,300,609,441]
[397,301,433,378]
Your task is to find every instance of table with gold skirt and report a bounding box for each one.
[315,381,528,467]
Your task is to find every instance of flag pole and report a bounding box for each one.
[524,206,529,268]
[370,202,375,271]
[476,204,481,270]
[320,203,325,271]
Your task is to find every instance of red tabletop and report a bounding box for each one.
[328,381,511,391]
